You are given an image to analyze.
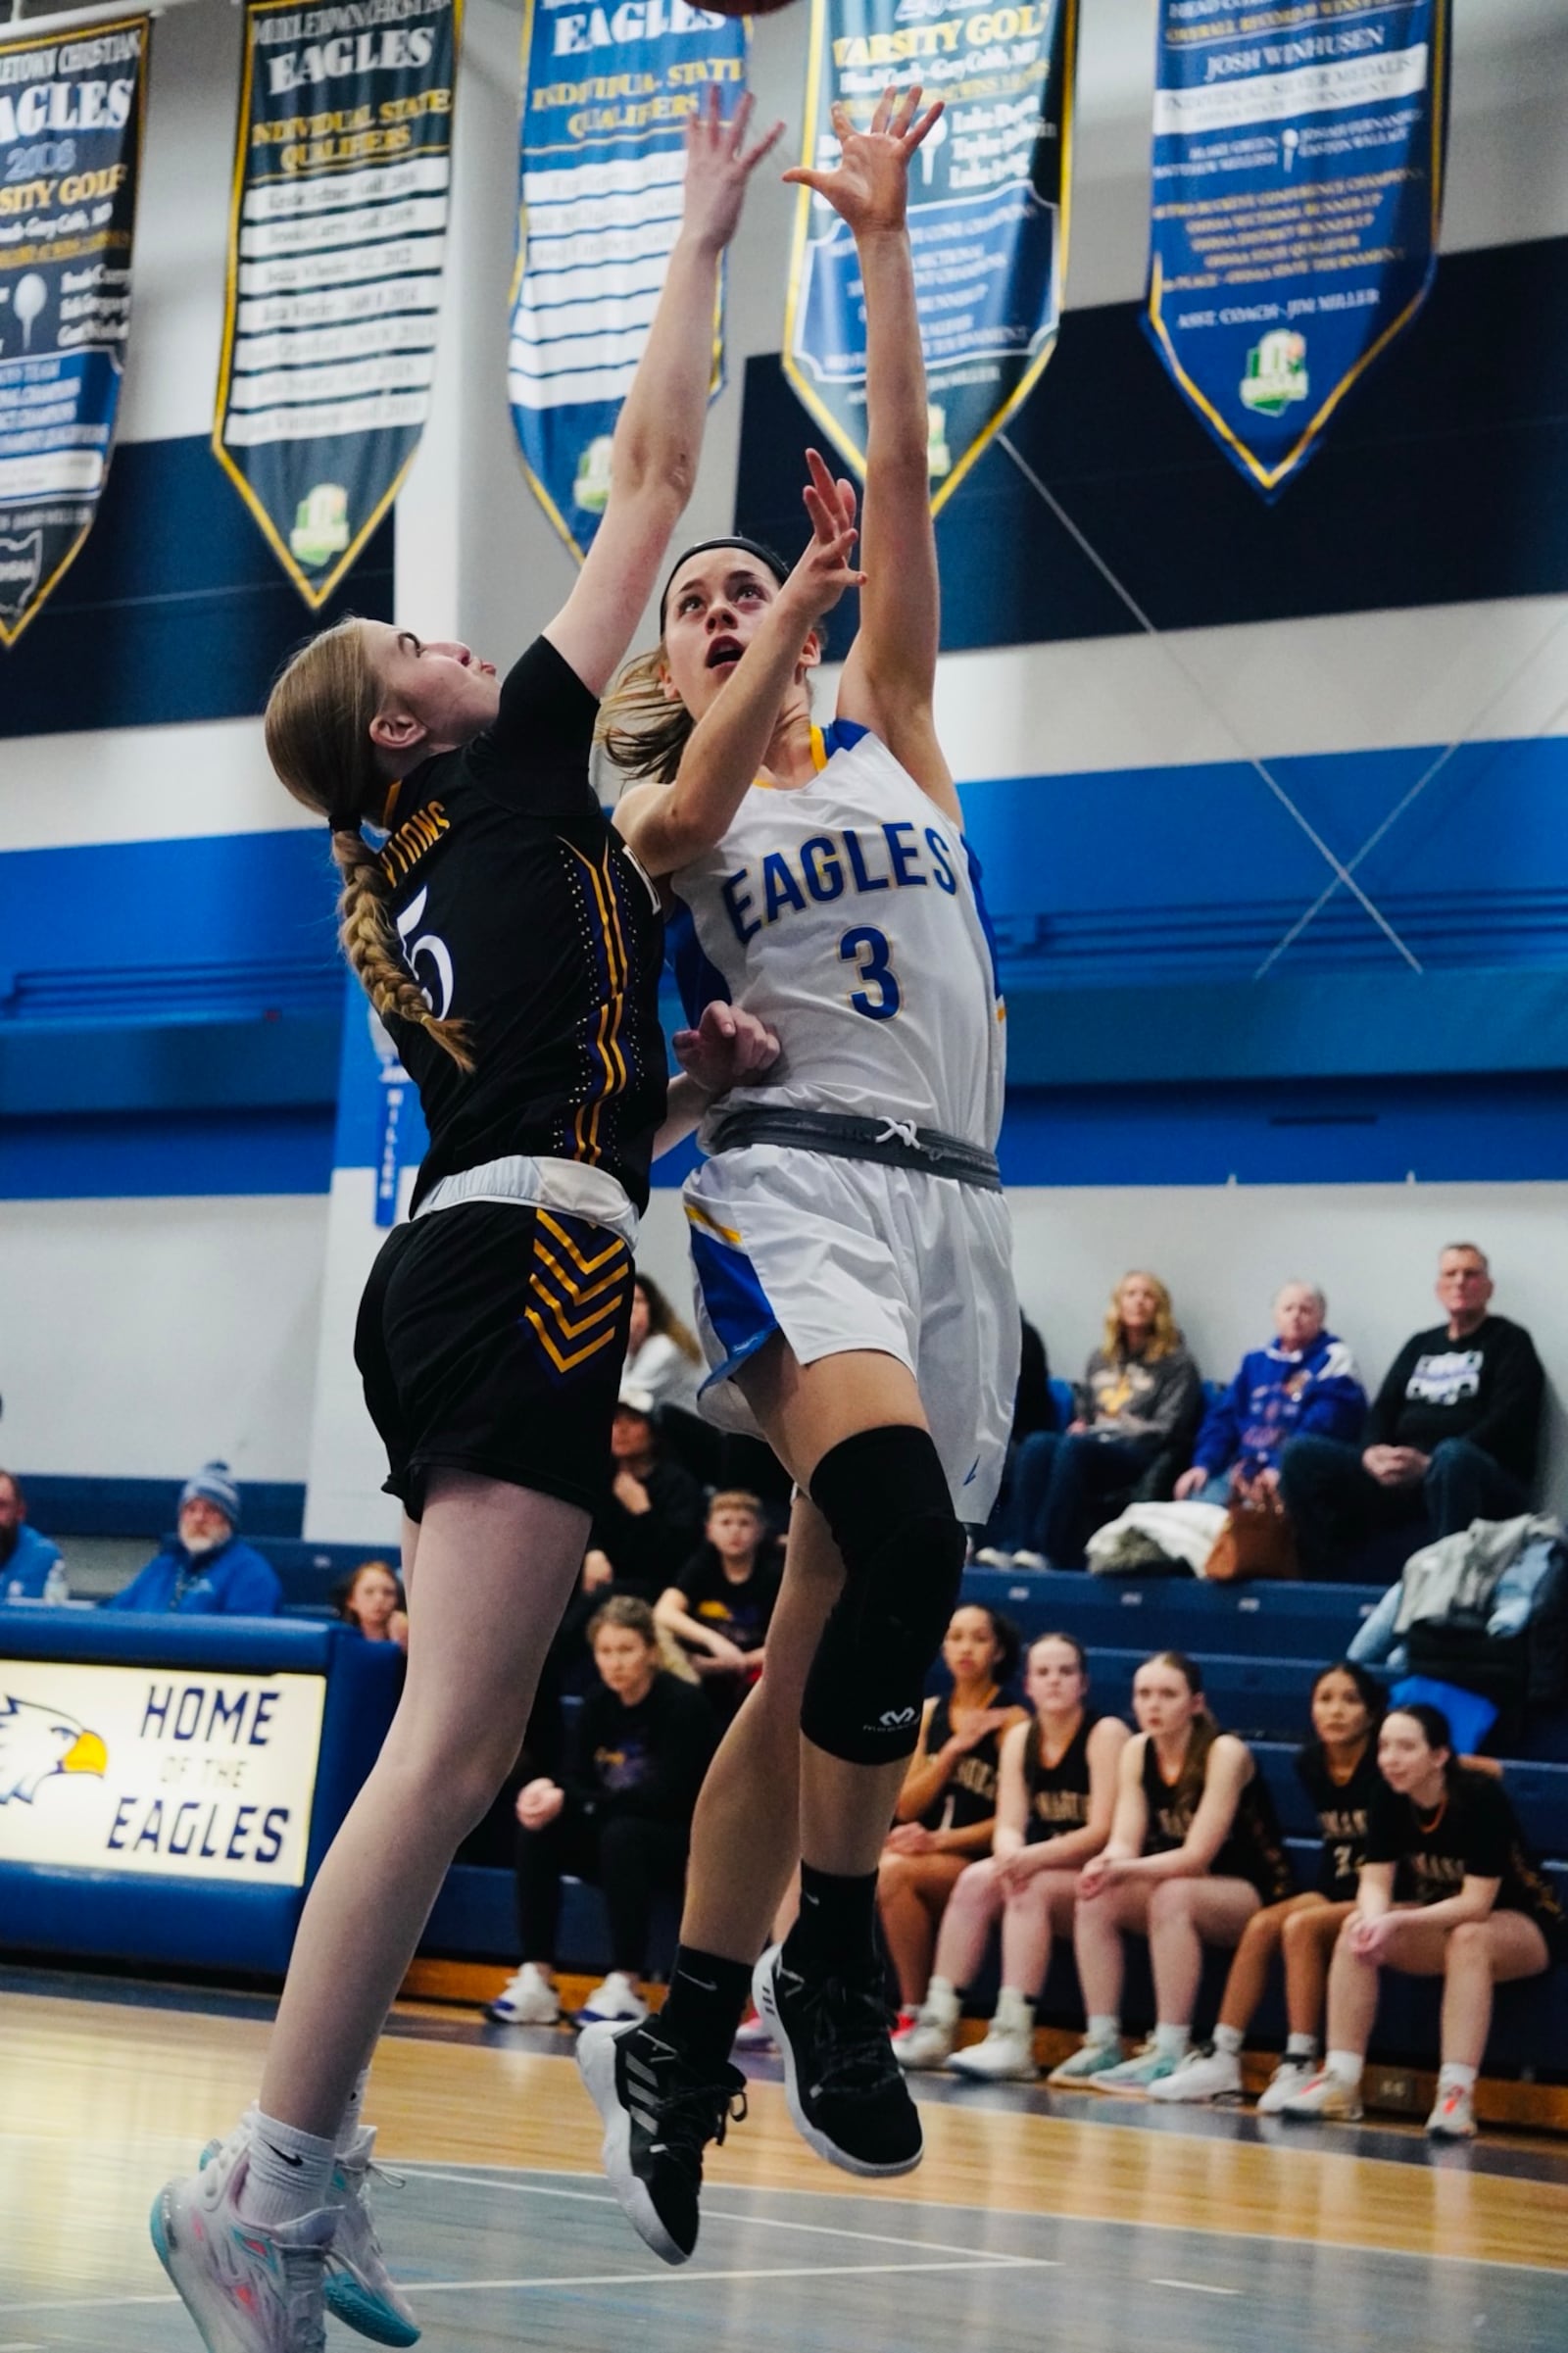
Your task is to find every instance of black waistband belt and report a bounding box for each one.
[710,1106,1002,1192]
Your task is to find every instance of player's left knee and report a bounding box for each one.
[800,1424,966,1768]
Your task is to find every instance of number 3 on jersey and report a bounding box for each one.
[396,887,456,1018]
[839,924,901,1021]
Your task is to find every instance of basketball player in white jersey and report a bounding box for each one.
[581,85,1018,2265]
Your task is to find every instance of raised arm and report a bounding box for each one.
[615,451,862,876]
[545,91,781,699]
[786,87,960,825]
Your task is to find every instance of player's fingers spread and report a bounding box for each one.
[909,99,945,149]
[727,88,755,152]
[829,99,853,145]
[745,118,787,171]
[893,83,920,135]
[871,84,896,135]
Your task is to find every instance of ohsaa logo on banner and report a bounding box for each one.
[212,0,464,607]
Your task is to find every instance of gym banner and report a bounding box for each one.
[508,0,747,560]
[1144,0,1449,499]
[0,16,149,649]
[214,0,462,607]
[784,0,1076,513]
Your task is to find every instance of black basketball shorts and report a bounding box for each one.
[355,1201,635,1521]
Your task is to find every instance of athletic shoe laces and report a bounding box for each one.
[790,1973,905,2103]
[632,2039,748,2184]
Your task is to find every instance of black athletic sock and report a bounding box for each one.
[784,1861,880,1979]
[657,1947,755,2076]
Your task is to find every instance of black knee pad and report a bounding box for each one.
[801,1424,966,1766]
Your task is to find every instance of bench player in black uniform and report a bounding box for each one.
[895,1632,1129,2079]
[1283,1700,1566,2139]
[1151,1660,1383,2109]
[150,93,783,2353]
[876,1605,1025,2022]
[1051,1648,1294,2094]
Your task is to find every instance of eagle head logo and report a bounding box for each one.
[0,1695,109,1805]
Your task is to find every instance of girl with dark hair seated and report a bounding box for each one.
[1282,1701,1566,2139]
[1151,1660,1383,2108]
[876,1605,1027,2024]
[1050,1648,1294,2092]
[332,1561,409,1651]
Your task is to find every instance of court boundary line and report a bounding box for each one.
[399,2159,1568,2279]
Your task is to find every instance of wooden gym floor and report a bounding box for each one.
[4,1967,1567,2352]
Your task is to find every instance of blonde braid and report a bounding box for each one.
[331,823,474,1073]
[264,615,474,1074]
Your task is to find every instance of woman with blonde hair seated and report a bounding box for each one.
[1000,1272,1201,1570]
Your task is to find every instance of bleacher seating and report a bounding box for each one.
[408,1558,1568,2083]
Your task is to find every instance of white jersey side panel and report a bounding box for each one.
[668,721,1006,1148]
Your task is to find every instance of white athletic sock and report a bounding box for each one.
[1212,2023,1245,2058]
[1154,2023,1191,2063]
[237,2111,336,2228]
[993,1985,1033,2032]
[1324,2049,1364,2088]
[1438,2061,1478,2092]
[1086,2013,1120,2048]
[925,1976,960,2019]
[1286,2033,1317,2061]
[335,2066,371,2157]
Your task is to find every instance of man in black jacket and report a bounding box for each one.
[1281,1244,1544,1576]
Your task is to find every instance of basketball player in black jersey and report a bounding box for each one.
[1150,1659,1383,2109]
[1283,1699,1565,2139]
[895,1633,1129,2079]
[1051,1649,1294,2094]
[151,93,783,2353]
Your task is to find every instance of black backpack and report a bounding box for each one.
[1405,1537,1568,1749]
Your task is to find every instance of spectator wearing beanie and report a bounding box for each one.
[105,1463,282,1616]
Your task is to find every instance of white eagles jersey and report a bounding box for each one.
[667,718,1005,1150]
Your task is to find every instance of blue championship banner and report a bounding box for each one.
[0,17,149,648]
[784,0,1076,513]
[1145,0,1449,499]
[509,0,746,560]
[214,0,462,606]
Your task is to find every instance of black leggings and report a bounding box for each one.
[514,1807,689,1975]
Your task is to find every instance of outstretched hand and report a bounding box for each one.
[783,83,944,235]
[786,447,865,621]
[682,86,786,252]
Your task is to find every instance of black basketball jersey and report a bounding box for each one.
[1023,1710,1100,1844]
[377,637,667,1215]
[1294,1741,1378,1902]
[1367,1767,1568,1959]
[1141,1734,1295,1901]
[919,1693,1006,1834]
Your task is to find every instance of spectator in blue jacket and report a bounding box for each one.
[0,1470,69,1604]
[1175,1285,1364,1507]
[105,1462,281,1616]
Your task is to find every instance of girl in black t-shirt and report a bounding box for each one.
[1050,1649,1294,2095]
[894,1633,1129,2080]
[492,1597,717,2034]
[1283,1702,1564,2139]
[152,98,785,2353]
[877,1606,1027,2019]
[1151,1660,1383,2111]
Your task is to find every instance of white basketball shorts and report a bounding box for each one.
[683,1143,1018,1520]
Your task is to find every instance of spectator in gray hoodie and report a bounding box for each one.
[1003,1273,1202,1569]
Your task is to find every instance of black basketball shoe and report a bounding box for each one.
[752,1941,923,2177]
[577,2018,747,2265]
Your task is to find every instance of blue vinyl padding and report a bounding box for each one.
[960,1565,1386,1657]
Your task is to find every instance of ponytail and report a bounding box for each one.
[596,644,696,787]
[265,617,473,1074]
